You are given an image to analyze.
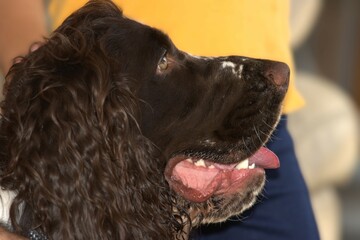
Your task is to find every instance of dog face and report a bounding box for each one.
[0,0,288,239]
[141,56,288,224]
[125,15,289,227]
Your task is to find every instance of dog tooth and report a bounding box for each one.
[249,163,255,169]
[185,158,193,163]
[208,165,215,169]
[195,159,206,167]
[235,159,249,169]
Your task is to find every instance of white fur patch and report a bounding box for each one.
[238,64,244,78]
[221,61,236,69]
[221,61,244,78]
[0,189,16,224]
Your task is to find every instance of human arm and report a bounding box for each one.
[0,227,26,240]
[0,0,47,74]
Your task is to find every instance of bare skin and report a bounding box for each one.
[0,0,46,75]
[0,227,26,240]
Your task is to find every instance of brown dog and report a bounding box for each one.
[0,0,288,239]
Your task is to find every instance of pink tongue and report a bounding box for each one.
[249,147,280,169]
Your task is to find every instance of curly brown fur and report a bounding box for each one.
[0,1,183,239]
[0,0,289,239]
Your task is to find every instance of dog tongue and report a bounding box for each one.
[249,147,280,169]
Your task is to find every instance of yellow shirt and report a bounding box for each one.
[49,0,304,113]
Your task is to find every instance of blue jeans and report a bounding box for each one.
[191,116,320,240]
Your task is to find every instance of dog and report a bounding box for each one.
[0,0,289,239]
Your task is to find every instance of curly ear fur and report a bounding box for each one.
[0,1,184,239]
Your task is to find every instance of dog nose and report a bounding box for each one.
[264,61,290,89]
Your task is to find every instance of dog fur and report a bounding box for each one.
[0,1,289,239]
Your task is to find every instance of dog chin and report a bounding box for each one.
[173,172,266,228]
[200,174,266,225]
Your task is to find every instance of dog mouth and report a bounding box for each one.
[164,147,279,203]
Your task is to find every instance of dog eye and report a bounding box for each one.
[157,53,168,71]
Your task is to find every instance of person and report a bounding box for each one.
[0,0,320,239]
[0,0,47,75]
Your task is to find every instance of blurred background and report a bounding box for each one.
[0,0,359,239]
[288,0,360,239]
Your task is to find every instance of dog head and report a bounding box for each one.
[143,52,289,227]
[0,0,288,239]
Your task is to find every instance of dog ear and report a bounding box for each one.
[0,4,179,239]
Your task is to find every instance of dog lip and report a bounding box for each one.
[165,147,279,174]
[164,147,278,203]
[164,156,264,203]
